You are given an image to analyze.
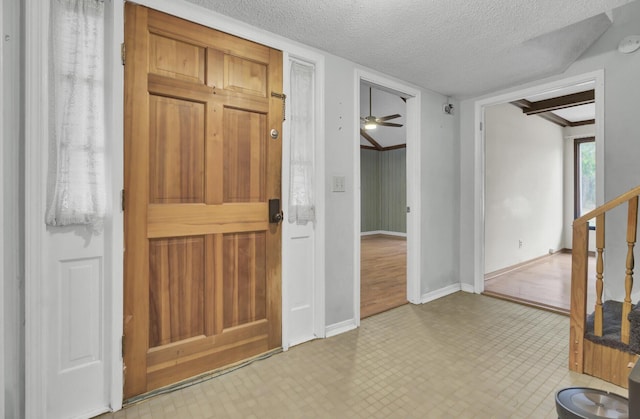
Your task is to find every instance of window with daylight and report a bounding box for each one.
[574,137,595,228]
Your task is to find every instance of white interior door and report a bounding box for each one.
[25,0,116,417]
[45,232,109,419]
[283,221,317,347]
[282,56,324,348]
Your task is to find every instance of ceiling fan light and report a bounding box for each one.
[364,122,377,130]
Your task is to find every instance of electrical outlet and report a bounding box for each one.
[332,175,346,192]
[519,240,523,249]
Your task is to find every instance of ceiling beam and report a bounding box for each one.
[510,99,597,128]
[523,90,594,115]
[569,119,595,127]
[537,112,571,127]
[511,99,568,127]
[510,99,532,109]
[360,129,383,151]
[360,144,407,151]
[383,144,407,151]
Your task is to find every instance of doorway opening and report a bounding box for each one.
[359,83,408,318]
[479,76,602,313]
[354,72,421,322]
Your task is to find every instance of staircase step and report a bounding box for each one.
[586,300,640,354]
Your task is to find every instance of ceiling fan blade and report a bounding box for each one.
[378,122,403,128]
[377,113,401,122]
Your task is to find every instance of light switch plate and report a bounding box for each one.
[332,175,346,192]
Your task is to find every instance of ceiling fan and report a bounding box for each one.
[361,87,403,130]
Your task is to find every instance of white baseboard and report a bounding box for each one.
[360,230,407,237]
[325,319,357,338]
[420,283,462,304]
[460,283,476,294]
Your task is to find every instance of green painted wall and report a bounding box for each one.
[360,148,406,233]
[361,149,380,231]
[380,149,407,232]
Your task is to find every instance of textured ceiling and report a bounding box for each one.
[183,0,636,98]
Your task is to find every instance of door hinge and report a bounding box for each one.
[480,122,483,131]
[121,189,125,211]
[271,91,286,121]
[121,42,125,66]
[121,335,125,357]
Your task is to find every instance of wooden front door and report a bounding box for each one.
[123,4,283,399]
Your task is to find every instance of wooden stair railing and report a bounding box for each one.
[570,185,640,387]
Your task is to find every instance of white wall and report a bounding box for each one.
[324,56,460,323]
[484,103,564,274]
[324,54,359,325]
[460,0,640,299]
[419,89,460,294]
[3,0,25,417]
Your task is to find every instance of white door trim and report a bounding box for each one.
[0,1,5,413]
[472,70,605,293]
[24,0,49,417]
[106,0,125,411]
[354,70,422,323]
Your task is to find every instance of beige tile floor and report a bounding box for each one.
[99,292,627,419]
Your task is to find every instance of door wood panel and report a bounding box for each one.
[223,108,267,203]
[222,232,267,328]
[124,3,282,399]
[223,55,268,96]
[148,236,206,347]
[149,95,205,204]
[148,33,206,83]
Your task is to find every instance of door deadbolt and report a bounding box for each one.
[270,129,279,140]
[269,198,283,224]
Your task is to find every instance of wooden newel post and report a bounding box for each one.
[570,221,589,373]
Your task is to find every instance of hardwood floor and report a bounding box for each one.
[360,234,407,318]
[360,238,595,317]
[484,251,596,314]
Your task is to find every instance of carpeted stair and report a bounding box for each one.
[585,300,640,354]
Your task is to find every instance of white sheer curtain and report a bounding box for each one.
[45,0,106,227]
[288,61,316,224]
